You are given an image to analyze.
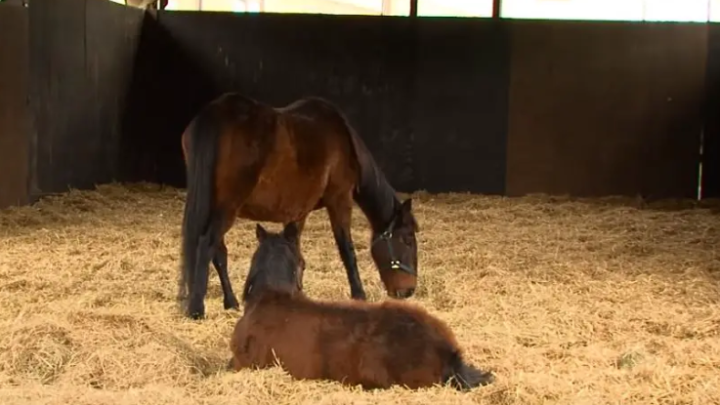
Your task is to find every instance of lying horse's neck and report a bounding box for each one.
[352,161,399,234]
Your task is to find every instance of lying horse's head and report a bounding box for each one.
[242,222,304,304]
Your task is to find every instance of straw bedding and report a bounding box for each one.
[0,182,718,405]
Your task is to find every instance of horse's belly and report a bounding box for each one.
[237,202,303,222]
[237,171,326,222]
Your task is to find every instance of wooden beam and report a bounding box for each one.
[409,0,417,17]
[382,0,392,15]
[492,0,501,18]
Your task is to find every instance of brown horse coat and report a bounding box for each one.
[229,289,495,391]
[180,93,420,319]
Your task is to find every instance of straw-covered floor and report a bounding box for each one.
[0,183,718,405]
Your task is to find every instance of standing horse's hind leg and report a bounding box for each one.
[188,212,233,319]
[189,231,214,319]
[212,237,240,310]
[326,198,367,300]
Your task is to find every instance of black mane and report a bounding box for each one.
[283,96,401,233]
[352,157,400,233]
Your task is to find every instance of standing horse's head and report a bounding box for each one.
[370,198,419,299]
[242,222,305,304]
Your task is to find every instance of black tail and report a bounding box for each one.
[444,351,495,391]
[178,110,219,309]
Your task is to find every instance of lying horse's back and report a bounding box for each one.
[230,289,495,390]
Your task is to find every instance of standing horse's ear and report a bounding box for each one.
[256,223,268,241]
[283,222,299,245]
[398,198,419,231]
[399,198,412,215]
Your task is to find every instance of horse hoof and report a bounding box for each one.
[186,296,206,319]
[188,311,205,320]
[224,298,240,311]
[479,371,495,386]
[351,291,367,301]
[186,304,205,320]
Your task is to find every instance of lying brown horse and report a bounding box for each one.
[180,93,420,319]
[228,222,495,391]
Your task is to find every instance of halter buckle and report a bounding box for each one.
[370,218,415,276]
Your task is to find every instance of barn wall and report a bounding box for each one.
[703,24,720,199]
[412,19,508,194]
[28,0,144,197]
[0,4,30,209]
[13,5,713,202]
[120,12,510,194]
[506,20,706,199]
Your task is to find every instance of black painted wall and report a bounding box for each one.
[704,24,720,199]
[28,0,143,197]
[120,11,510,194]
[0,4,29,209]
[19,2,714,200]
[412,19,508,193]
[508,21,705,199]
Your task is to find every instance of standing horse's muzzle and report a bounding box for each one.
[393,288,415,299]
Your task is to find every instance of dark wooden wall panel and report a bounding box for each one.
[28,0,143,197]
[0,4,30,209]
[703,24,720,199]
[119,12,219,185]
[85,0,145,190]
[29,0,88,194]
[412,18,508,194]
[507,21,705,199]
[121,12,509,194]
[16,8,710,200]
[126,12,419,191]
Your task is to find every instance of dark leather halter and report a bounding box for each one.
[370,217,416,276]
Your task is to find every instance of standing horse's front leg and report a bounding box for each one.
[326,199,367,300]
[286,215,308,289]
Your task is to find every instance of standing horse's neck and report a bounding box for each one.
[352,164,399,234]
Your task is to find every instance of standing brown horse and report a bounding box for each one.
[229,222,495,391]
[179,93,420,319]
